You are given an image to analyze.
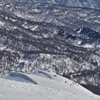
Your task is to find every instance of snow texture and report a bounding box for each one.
[0,70,99,100]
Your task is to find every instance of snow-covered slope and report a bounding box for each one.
[38,0,100,9]
[1,70,100,100]
[0,0,100,9]
[0,1,100,95]
[6,70,80,90]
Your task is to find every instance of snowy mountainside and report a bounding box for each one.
[0,0,100,9]
[0,2,100,95]
[37,0,100,9]
[0,70,100,100]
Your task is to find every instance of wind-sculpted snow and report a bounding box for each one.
[1,70,100,100]
[31,69,68,82]
[32,70,52,79]
[6,72,38,84]
[5,70,81,89]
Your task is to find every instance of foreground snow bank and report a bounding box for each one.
[0,78,100,100]
[1,70,100,100]
[0,78,67,100]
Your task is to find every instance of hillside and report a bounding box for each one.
[0,0,100,9]
[0,70,100,100]
[0,2,100,95]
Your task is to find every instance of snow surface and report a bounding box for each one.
[0,70,100,100]
[0,21,4,26]
[83,43,94,48]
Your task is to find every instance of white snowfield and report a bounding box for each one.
[0,70,100,100]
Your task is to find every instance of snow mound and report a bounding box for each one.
[31,69,75,83]
[31,70,53,79]
[5,70,81,90]
[6,72,37,84]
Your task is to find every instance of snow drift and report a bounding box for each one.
[1,70,100,100]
